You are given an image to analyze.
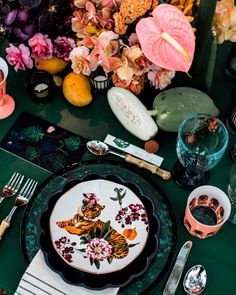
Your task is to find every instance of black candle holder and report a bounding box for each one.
[89,67,112,94]
[25,70,55,103]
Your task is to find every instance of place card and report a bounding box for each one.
[104,134,164,167]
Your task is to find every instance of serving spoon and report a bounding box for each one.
[86,140,171,180]
[183,265,207,294]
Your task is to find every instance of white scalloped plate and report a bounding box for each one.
[50,179,149,275]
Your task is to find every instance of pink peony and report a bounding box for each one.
[69,46,97,75]
[86,238,112,260]
[54,36,76,61]
[28,33,53,60]
[6,43,33,72]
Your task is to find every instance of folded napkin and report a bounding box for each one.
[15,250,119,295]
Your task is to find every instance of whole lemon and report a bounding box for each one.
[35,56,68,74]
[62,72,92,107]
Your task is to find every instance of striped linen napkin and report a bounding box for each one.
[14,250,119,295]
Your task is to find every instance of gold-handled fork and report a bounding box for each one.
[0,172,25,204]
[0,178,38,240]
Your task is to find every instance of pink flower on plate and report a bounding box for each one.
[86,238,112,260]
[69,46,97,75]
[28,33,53,60]
[84,192,99,205]
[148,65,175,90]
[54,36,76,61]
[6,43,33,72]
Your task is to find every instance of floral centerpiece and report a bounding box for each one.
[212,0,236,44]
[0,0,200,94]
[0,0,74,70]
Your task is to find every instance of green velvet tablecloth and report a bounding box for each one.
[0,42,235,295]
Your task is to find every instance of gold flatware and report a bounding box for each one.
[0,178,38,240]
[87,140,171,180]
[0,172,25,205]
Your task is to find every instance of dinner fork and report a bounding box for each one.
[0,178,38,240]
[0,172,25,204]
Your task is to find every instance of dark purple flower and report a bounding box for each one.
[141,213,148,224]
[63,246,74,254]
[131,212,140,221]
[5,10,17,25]
[118,207,128,216]
[55,241,61,248]
[59,236,67,243]
[129,204,143,212]
[115,214,122,221]
[13,27,31,41]
[125,215,132,225]
[54,36,75,61]
[63,253,73,263]
[16,8,29,24]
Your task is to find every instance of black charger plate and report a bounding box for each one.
[21,161,177,294]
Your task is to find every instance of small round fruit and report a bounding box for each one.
[122,228,138,240]
[35,56,68,74]
[144,140,159,153]
[62,72,92,107]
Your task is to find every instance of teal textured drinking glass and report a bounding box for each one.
[173,114,229,190]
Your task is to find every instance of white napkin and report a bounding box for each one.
[15,250,119,295]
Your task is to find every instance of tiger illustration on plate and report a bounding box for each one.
[56,192,131,259]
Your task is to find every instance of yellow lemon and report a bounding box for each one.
[35,56,68,74]
[62,72,92,107]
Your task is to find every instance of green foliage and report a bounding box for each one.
[25,146,41,160]
[20,125,44,142]
[110,187,126,206]
[64,136,81,151]
[43,153,67,172]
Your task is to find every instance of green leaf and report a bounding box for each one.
[90,258,94,266]
[110,197,118,201]
[20,125,44,142]
[107,256,113,264]
[80,236,88,241]
[95,227,101,237]
[103,230,113,241]
[80,240,88,245]
[128,243,140,248]
[100,221,111,238]
[89,229,95,238]
[77,248,86,252]
[64,136,81,151]
[94,259,100,269]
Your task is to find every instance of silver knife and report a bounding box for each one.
[163,240,193,295]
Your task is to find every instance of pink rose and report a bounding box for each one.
[6,43,33,72]
[28,33,53,60]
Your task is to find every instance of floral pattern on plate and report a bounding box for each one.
[50,179,149,274]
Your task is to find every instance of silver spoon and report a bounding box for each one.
[183,265,207,295]
[86,140,171,180]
